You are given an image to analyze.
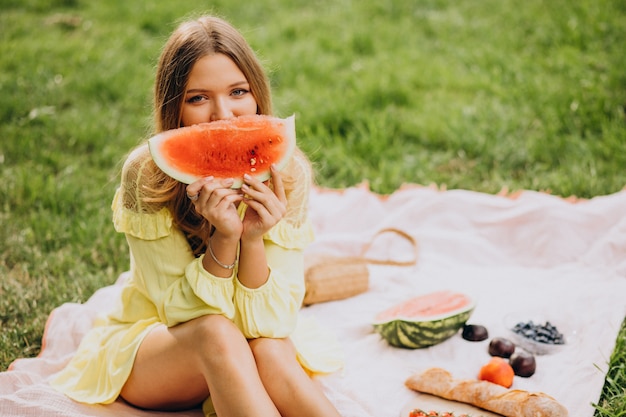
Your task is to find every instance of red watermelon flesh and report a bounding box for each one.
[148,114,296,187]
[374,290,473,322]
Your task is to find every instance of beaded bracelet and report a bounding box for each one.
[207,237,236,270]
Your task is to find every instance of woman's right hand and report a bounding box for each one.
[186,177,244,239]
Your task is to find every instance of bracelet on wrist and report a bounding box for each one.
[208,236,236,270]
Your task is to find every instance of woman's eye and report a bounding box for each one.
[232,88,249,97]
[186,95,205,103]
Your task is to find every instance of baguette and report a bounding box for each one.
[405,367,568,417]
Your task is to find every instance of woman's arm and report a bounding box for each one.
[232,156,315,338]
[122,230,238,326]
[237,166,288,288]
[112,147,239,326]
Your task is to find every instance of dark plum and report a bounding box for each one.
[510,350,536,377]
[488,337,516,358]
[462,324,489,342]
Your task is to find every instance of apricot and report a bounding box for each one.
[478,357,515,388]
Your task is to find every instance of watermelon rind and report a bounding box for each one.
[148,114,296,187]
[372,293,475,349]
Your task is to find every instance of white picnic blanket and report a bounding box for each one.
[2,183,626,417]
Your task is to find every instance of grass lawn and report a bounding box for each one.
[1,0,625,414]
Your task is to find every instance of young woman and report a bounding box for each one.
[51,15,343,417]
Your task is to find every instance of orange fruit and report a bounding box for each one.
[478,357,515,388]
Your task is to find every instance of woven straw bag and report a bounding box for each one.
[302,228,418,306]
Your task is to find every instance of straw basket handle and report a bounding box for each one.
[360,227,418,267]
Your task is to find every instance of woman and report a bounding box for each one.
[51,15,343,417]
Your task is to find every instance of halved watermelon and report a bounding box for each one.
[148,114,296,187]
[372,290,475,349]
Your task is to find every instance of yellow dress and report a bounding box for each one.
[50,145,343,405]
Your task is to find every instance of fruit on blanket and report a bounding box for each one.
[461,323,489,341]
[488,337,516,358]
[372,290,475,349]
[478,357,515,388]
[509,350,536,377]
[148,114,296,186]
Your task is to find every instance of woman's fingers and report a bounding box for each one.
[185,177,244,237]
[185,176,214,201]
[186,177,239,206]
[197,178,237,207]
[241,167,285,201]
[240,167,287,230]
[186,169,288,239]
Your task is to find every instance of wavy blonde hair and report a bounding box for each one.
[132,15,309,255]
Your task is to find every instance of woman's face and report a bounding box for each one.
[181,53,258,126]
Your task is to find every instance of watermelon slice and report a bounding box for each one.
[148,114,296,187]
[372,290,475,349]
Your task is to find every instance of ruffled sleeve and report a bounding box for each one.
[163,256,237,325]
[121,232,238,327]
[111,188,172,240]
[233,240,306,338]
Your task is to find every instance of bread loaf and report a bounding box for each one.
[405,367,568,417]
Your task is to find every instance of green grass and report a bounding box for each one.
[1,0,625,415]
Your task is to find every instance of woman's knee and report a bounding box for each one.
[249,337,297,367]
[188,314,246,355]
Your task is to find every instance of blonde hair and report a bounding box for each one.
[127,15,310,255]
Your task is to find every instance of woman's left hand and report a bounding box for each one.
[240,165,287,241]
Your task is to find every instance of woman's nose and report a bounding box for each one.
[210,98,234,121]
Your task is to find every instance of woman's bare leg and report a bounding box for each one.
[120,315,280,417]
[249,337,341,417]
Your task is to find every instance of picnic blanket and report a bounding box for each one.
[2,183,626,417]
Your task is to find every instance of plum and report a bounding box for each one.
[510,350,536,377]
[488,337,516,358]
[462,324,489,341]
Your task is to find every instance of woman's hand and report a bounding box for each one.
[240,165,287,241]
[186,177,244,239]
